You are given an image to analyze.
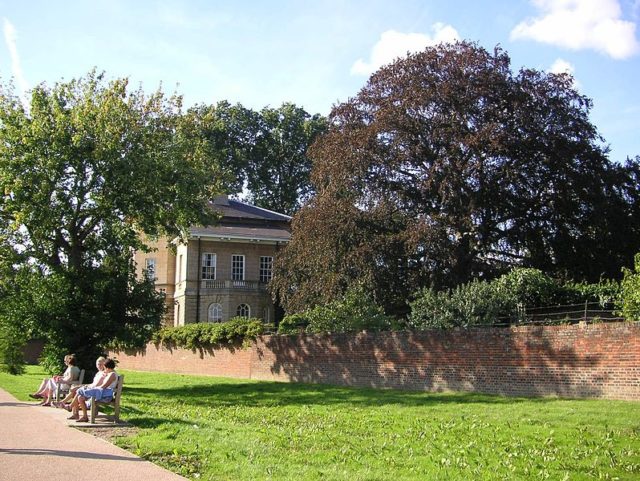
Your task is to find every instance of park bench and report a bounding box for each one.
[54,369,85,402]
[90,374,124,424]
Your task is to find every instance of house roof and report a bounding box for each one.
[189,224,291,243]
[187,195,291,244]
[210,196,292,222]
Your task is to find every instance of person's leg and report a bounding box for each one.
[68,395,80,419]
[40,379,57,405]
[31,378,48,397]
[58,386,78,406]
[77,396,88,421]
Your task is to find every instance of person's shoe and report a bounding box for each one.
[67,415,78,420]
[76,417,89,423]
[28,394,43,399]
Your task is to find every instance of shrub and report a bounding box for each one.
[277,313,311,335]
[408,267,622,329]
[493,268,564,307]
[619,253,640,321]
[282,285,393,335]
[152,317,265,350]
[565,279,621,307]
[409,279,510,329]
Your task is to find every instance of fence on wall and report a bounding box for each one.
[492,301,623,327]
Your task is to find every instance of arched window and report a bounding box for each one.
[236,303,251,318]
[208,303,223,323]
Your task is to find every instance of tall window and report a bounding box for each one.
[232,255,245,281]
[201,253,217,280]
[237,303,250,318]
[260,256,273,283]
[177,254,183,282]
[208,303,223,322]
[145,258,156,281]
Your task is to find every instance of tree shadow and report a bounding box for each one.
[123,378,563,410]
[260,323,614,399]
[0,447,144,462]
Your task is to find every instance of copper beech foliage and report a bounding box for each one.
[272,42,640,316]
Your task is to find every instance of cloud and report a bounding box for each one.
[548,58,582,88]
[511,0,640,59]
[549,58,575,74]
[3,18,29,103]
[351,23,460,76]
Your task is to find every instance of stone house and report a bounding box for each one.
[134,195,291,326]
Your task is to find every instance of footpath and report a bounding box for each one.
[0,388,187,481]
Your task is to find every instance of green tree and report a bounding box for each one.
[182,101,255,195]
[272,41,639,316]
[0,71,223,372]
[186,101,326,216]
[244,103,327,215]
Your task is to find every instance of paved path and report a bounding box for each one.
[0,388,188,481]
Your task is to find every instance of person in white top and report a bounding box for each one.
[29,354,81,406]
[69,358,118,423]
[55,356,107,408]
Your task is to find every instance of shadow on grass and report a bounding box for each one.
[122,380,564,410]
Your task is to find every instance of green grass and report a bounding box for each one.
[1,366,638,480]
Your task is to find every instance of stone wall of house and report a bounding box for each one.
[109,322,639,401]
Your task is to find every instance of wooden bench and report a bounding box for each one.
[54,369,85,402]
[90,374,124,424]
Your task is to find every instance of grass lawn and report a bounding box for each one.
[1,366,638,480]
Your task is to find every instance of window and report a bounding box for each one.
[201,253,217,280]
[177,255,183,282]
[232,255,245,281]
[208,303,223,322]
[260,256,273,283]
[145,258,156,281]
[237,303,250,318]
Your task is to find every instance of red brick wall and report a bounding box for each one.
[110,322,640,400]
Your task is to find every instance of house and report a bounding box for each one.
[134,195,291,326]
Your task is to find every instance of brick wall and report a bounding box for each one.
[110,322,640,400]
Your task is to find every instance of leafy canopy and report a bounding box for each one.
[185,101,327,216]
[0,71,223,372]
[272,41,640,316]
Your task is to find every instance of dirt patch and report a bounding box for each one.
[76,425,139,442]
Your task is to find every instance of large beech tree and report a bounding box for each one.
[272,42,640,315]
[0,71,223,371]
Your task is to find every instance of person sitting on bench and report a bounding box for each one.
[69,358,117,423]
[56,356,107,408]
[30,354,80,407]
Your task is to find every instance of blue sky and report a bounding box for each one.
[1,0,639,162]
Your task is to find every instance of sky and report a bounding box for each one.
[0,0,639,162]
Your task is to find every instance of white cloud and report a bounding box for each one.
[3,18,29,104]
[549,58,575,74]
[548,57,581,88]
[351,23,460,76]
[511,0,640,59]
